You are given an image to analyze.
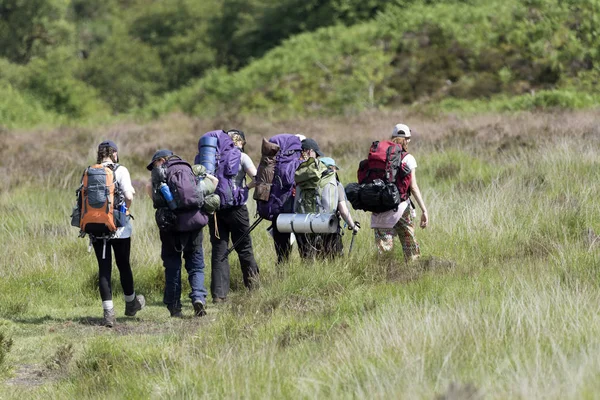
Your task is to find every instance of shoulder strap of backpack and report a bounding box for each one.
[389,150,410,183]
[384,144,399,182]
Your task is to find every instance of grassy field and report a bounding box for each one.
[1,110,600,399]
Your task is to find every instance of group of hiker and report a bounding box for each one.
[71,124,428,327]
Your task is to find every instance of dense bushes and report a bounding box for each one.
[161,0,600,118]
[1,0,600,127]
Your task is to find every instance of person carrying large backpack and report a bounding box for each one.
[254,133,303,264]
[72,140,145,327]
[348,124,428,260]
[294,140,360,259]
[196,129,260,304]
[148,149,210,317]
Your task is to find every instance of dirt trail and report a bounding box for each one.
[5,364,49,388]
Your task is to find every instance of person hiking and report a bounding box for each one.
[294,146,360,259]
[320,156,360,248]
[78,140,145,327]
[370,124,428,260]
[254,134,304,265]
[203,129,260,304]
[148,149,210,317]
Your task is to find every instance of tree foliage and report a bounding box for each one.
[209,0,393,70]
[81,32,166,113]
[1,0,600,127]
[0,0,74,63]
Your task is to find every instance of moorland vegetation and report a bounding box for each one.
[1,111,600,398]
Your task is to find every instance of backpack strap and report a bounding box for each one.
[388,148,409,183]
[105,163,124,208]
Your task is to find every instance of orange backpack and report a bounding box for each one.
[79,164,121,237]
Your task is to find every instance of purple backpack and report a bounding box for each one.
[163,156,208,231]
[256,134,302,221]
[195,130,246,209]
[164,157,204,210]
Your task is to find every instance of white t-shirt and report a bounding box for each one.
[370,154,417,229]
[102,162,135,239]
[235,153,255,184]
[233,152,256,205]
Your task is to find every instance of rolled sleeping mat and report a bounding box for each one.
[198,136,218,174]
[276,213,339,234]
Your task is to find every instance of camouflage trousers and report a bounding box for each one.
[373,207,420,260]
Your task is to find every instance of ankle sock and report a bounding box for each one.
[102,300,114,310]
[124,293,136,303]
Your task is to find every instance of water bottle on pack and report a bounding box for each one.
[160,183,177,210]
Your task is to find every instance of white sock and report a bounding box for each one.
[102,300,114,310]
[124,293,136,303]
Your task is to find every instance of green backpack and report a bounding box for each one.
[294,157,339,214]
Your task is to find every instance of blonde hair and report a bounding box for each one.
[391,137,410,152]
[229,133,245,149]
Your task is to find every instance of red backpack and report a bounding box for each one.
[357,141,412,201]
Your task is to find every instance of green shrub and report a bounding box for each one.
[0,82,62,128]
[81,32,167,112]
[154,0,600,119]
[127,0,218,90]
[0,0,75,64]
[22,47,109,118]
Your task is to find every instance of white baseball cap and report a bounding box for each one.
[392,123,412,138]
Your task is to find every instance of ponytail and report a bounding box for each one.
[391,137,409,152]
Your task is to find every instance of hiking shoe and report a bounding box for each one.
[193,300,207,317]
[125,295,146,317]
[213,297,227,304]
[103,308,116,328]
[167,304,182,318]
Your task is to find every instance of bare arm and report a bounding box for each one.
[246,164,257,189]
[338,199,355,228]
[124,191,133,210]
[337,183,359,232]
[409,170,428,228]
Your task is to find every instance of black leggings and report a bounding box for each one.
[92,238,135,301]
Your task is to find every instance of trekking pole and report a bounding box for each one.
[221,217,264,261]
[348,221,360,255]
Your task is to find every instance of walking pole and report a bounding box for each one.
[221,217,263,261]
[348,221,360,255]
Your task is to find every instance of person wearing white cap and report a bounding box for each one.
[371,123,429,260]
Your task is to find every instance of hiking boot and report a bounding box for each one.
[213,297,227,304]
[125,295,146,317]
[167,304,182,318]
[193,300,207,317]
[103,308,116,327]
